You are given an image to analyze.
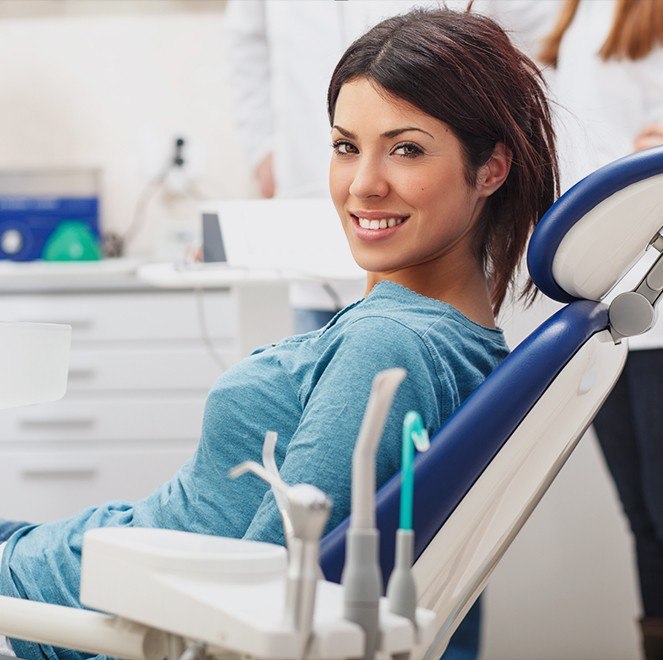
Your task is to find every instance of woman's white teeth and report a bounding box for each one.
[357,216,405,230]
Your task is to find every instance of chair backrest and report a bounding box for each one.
[320,145,663,657]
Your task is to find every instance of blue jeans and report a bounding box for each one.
[593,349,663,617]
[0,519,30,543]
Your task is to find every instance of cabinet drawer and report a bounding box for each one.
[0,290,235,341]
[0,446,195,522]
[67,347,228,391]
[0,398,206,443]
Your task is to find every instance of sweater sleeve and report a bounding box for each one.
[243,316,447,545]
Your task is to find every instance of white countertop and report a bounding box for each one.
[0,258,148,292]
[136,262,322,289]
[0,258,361,293]
[0,259,270,293]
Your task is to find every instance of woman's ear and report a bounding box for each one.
[477,142,512,197]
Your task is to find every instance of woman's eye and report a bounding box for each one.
[393,142,423,158]
[332,140,358,155]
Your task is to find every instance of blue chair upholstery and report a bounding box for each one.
[529,147,663,303]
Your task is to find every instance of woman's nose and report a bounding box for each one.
[348,157,389,199]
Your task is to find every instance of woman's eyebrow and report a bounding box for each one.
[332,125,434,139]
[332,125,356,138]
[382,127,434,139]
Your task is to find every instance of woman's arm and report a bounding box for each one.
[243,317,446,545]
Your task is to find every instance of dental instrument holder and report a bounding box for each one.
[0,372,437,660]
[229,461,331,655]
[387,529,416,624]
[387,411,430,640]
[342,368,406,660]
[283,486,331,638]
[387,532,417,660]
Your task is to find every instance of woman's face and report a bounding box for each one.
[330,78,486,287]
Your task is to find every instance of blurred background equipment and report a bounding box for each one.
[0,169,101,262]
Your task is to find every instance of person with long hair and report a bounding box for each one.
[0,7,558,659]
[540,2,663,657]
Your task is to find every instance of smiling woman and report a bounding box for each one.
[0,7,558,660]
[328,8,558,316]
[330,79,508,328]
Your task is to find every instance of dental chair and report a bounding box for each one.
[0,147,662,659]
[320,145,663,658]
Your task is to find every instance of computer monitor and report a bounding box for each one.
[199,199,364,281]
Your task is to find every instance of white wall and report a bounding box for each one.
[0,0,252,258]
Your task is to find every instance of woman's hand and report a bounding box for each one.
[634,124,663,151]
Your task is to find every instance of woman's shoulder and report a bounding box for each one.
[338,281,506,347]
[330,282,509,393]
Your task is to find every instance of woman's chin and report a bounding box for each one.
[351,254,404,275]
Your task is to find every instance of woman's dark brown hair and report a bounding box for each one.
[327,8,559,315]
[540,0,663,67]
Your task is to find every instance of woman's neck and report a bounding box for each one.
[365,256,496,329]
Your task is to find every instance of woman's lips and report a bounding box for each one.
[350,213,410,241]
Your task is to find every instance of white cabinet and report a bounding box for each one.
[0,447,194,523]
[0,274,292,523]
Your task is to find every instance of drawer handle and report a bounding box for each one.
[67,368,95,381]
[19,418,96,430]
[65,320,93,332]
[20,464,98,479]
[20,319,92,331]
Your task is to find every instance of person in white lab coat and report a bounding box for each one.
[539,2,663,657]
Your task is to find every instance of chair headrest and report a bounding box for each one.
[528,146,663,303]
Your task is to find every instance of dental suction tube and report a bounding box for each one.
[343,368,407,660]
[350,368,407,530]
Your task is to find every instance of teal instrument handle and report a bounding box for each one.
[399,411,430,531]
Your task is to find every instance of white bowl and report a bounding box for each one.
[0,322,70,409]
